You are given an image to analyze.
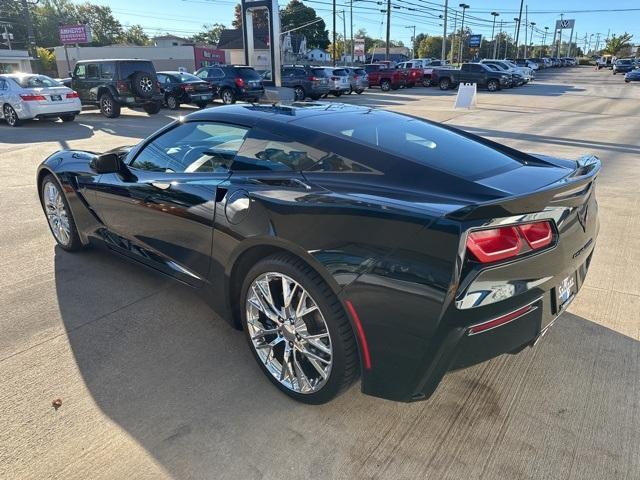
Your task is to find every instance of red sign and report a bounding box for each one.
[193,47,226,68]
[59,24,91,44]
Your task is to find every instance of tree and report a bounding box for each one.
[120,25,150,45]
[417,36,442,58]
[413,33,427,56]
[327,34,346,60]
[191,23,226,45]
[280,0,329,49]
[604,33,633,55]
[36,47,56,74]
[75,3,124,46]
[232,3,269,30]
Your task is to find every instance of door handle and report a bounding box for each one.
[150,181,171,190]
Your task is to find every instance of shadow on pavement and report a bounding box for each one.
[53,245,639,479]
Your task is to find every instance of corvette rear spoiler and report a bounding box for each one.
[446,155,601,221]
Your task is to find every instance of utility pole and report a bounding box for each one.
[458,3,469,64]
[332,0,336,66]
[385,0,391,61]
[594,32,601,53]
[523,5,528,58]
[449,10,458,62]
[513,18,519,58]
[21,0,37,71]
[490,12,499,59]
[497,20,503,59]
[342,10,347,64]
[405,25,416,58]
[350,0,353,64]
[515,0,524,56]
[441,0,448,61]
[543,26,548,57]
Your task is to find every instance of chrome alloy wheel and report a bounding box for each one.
[101,96,113,115]
[4,105,18,126]
[43,181,71,245]
[140,76,153,93]
[246,272,333,394]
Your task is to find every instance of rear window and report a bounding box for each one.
[312,68,329,77]
[13,75,60,88]
[354,68,366,75]
[119,61,156,78]
[176,72,201,82]
[298,110,525,180]
[333,69,348,76]
[235,67,260,80]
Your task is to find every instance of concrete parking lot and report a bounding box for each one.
[1,66,638,480]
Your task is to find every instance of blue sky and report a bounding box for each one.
[87,0,640,50]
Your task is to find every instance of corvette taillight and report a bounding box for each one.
[466,221,554,264]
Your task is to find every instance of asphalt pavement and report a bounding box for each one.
[0,66,638,480]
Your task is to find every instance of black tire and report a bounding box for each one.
[487,79,500,92]
[333,90,342,97]
[166,94,180,110]
[132,71,155,99]
[439,78,451,90]
[3,104,21,126]
[59,114,76,122]
[422,78,431,87]
[355,89,364,95]
[293,86,305,101]
[380,80,391,92]
[613,71,616,75]
[240,253,359,404]
[40,174,84,252]
[196,102,209,109]
[625,79,631,83]
[142,102,161,115]
[99,93,121,118]
[220,88,236,105]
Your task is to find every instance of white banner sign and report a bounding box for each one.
[454,83,477,109]
[354,38,365,57]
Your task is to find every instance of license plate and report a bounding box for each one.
[51,95,62,101]
[193,94,211,100]
[556,272,577,311]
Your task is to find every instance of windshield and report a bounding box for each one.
[618,59,632,65]
[13,75,61,88]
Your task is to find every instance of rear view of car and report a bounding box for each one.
[195,65,264,104]
[157,71,215,109]
[0,74,81,127]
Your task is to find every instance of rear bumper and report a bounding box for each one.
[16,99,82,119]
[114,93,164,105]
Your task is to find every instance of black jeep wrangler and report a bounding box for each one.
[70,59,164,118]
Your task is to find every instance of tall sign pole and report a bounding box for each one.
[458,4,469,64]
[441,0,448,61]
[523,5,528,58]
[332,0,336,66]
[241,0,281,86]
[21,0,37,72]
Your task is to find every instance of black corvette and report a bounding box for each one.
[37,103,600,404]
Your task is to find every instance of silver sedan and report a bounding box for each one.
[0,73,81,127]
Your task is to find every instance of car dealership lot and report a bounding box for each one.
[1,67,638,479]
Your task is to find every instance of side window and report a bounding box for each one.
[100,63,115,80]
[209,68,225,79]
[86,63,100,79]
[233,130,378,173]
[196,70,207,79]
[131,122,249,173]
[156,73,166,84]
[74,64,86,79]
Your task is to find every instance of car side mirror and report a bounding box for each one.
[90,153,122,174]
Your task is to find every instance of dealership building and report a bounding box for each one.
[53,35,225,76]
[0,50,33,74]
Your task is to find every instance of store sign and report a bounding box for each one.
[59,24,91,44]
[555,19,575,30]
[468,34,482,48]
[354,38,365,56]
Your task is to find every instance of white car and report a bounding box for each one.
[0,73,81,127]
[322,68,350,97]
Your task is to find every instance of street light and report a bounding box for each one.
[490,12,500,59]
[529,21,536,57]
[458,3,469,63]
[542,26,549,57]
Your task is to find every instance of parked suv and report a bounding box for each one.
[281,65,331,100]
[70,59,163,118]
[195,65,264,104]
